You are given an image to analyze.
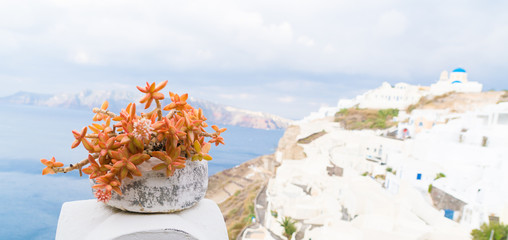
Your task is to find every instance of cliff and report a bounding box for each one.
[259,118,471,240]
[205,154,278,239]
[407,91,504,113]
[276,125,306,160]
[205,124,320,239]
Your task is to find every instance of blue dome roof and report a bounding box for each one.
[452,68,466,73]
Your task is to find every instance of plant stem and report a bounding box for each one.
[200,132,215,137]
[85,133,117,138]
[155,99,163,121]
[51,154,98,174]
[92,108,118,118]
[166,110,176,119]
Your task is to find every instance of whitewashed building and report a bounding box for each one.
[388,104,508,229]
[333,68,483,113]
[396,109,450,139]
[357,82,427,110]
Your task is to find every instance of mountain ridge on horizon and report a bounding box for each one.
[0,90,292,130]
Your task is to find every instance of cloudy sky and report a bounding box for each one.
[1,0,507,119]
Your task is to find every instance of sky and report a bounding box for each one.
[1,0,508,119]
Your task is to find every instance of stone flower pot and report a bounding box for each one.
[91,157,208,213]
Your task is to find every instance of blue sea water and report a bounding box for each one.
[0,103,284,239]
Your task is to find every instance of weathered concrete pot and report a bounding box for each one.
[91,157,208,213]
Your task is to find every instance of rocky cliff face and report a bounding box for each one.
[205,124,311,239]
[407,91,505,113]
[276,125,306,160]
[188,98,291,130]
[205,154,278,239]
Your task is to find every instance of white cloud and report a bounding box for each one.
[323,44,335,54]
[1,0,508,118]
[71,49,99,65]
[297,36,315,47]
[218,93,253,100]
[277,96,295,103]
[1,0,507,76]
[375,9,408,37]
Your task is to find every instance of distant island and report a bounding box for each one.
[0,90,292,130]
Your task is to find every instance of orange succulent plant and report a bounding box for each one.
[137,80,168,109]
[41,157,64,175]
[41,81,226,203]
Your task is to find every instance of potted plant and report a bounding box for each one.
[40,80,226,213]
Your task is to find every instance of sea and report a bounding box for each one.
[0,103,284,239]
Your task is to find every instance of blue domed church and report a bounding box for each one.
[430,68,482,95]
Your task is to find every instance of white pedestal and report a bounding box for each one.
[55,199,228,240]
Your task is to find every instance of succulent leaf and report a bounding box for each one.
[129,153,150,165]
[152,163,167,171]
[42,167,55,175]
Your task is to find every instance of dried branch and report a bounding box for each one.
[52,154,98,174]
[155,99,163,121]
[166,109,176,119]
[85,133,117,138]
[92,108,118,118]
[200,132,215,137]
